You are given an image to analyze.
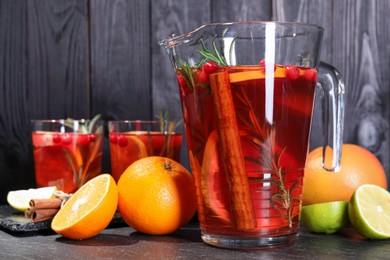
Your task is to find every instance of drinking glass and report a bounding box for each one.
[108,120,182,182]
[31,118,104,193]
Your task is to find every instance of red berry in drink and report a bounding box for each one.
[286,64,300,80]
[259,59,276,73]
[304,68,317,82]
[196,70,209,84]
[62,134,72,145]
[259,59,266,67]
[109,133,118,144]
[52,134,62,144]
[88,134,96,142]
[118,135,128,147]
[203,61,218,74]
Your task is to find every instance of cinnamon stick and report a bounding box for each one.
[209,71,256,230]
[29,198,62,209]
[25,208,59,222]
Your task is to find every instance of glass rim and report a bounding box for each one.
[108,120,165,124]
[159,20,324,47]
[31,119,104,123]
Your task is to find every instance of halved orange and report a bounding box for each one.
[51,174,118,240]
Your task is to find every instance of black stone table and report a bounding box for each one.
[0,205,389,259]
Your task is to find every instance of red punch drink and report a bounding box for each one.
[32,119,103,193]
[160,21,344,249]
[177,64,317,241]
[109,120,182,182]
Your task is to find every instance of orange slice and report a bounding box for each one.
[201,130,233,225]
[51,174,118,240]
[127,135,148,157]
[229,66,286,83]
[110,134,148,182]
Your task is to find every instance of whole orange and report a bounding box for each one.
[117,156,197,235]
[303,144,387,205]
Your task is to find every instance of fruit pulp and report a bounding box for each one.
[177,65,316,240]
[109,131,182,182]
[32,131,103,193]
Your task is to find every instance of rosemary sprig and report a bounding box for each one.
[237,88,300,226]
[156,110,183,133]
[196,28,230,67]
[64,114,103,134]
[156,110,183,158]
[177,58,196,91]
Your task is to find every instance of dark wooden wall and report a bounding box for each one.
[0,0,389,204]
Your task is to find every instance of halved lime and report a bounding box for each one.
[301,201,349,234]
[348,184,390,239]
[7,186,58,212]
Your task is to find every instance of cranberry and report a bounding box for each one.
[52,134,62,144]
[78,135,89,146]
[109,133,118,144]
[202,61,218,74]
[62,134,72,145]
[177,74,191,96]
[304,68,318,82]
[286,64,300,80]
[259,59,276,73]
[118,135,128,147]
[259,59,267,67]
[88,134,96,142]
[197,70,210,84]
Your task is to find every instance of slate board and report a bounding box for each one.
[0,205,50,232]
[0,205,125,233]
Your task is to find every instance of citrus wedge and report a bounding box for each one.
[127,134,149,157]
[348,184,390,239]
[51,174,118,240]
[201,131,233,225]
[301,201,349,234]
[7,186,57,212]
[229,66,286,83]
[110,134,148,182]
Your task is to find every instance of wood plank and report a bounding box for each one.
[212,0,272,22]
[26,0,89,120]
[90,0,151,121]
[331,0,389,174]
[0,0,30,203]
[90,0,151,172]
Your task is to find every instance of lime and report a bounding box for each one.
[301,201,349,234]
[7,186,58,212]
[348,184,390,239]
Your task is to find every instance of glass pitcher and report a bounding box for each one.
[159,21,344,249]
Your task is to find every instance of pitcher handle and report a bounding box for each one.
[317,62,345,172]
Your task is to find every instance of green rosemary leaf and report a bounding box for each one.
[212,37,226,65]
[177,57,195,90]
[87,114,102,133]
[198,50,220,62]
